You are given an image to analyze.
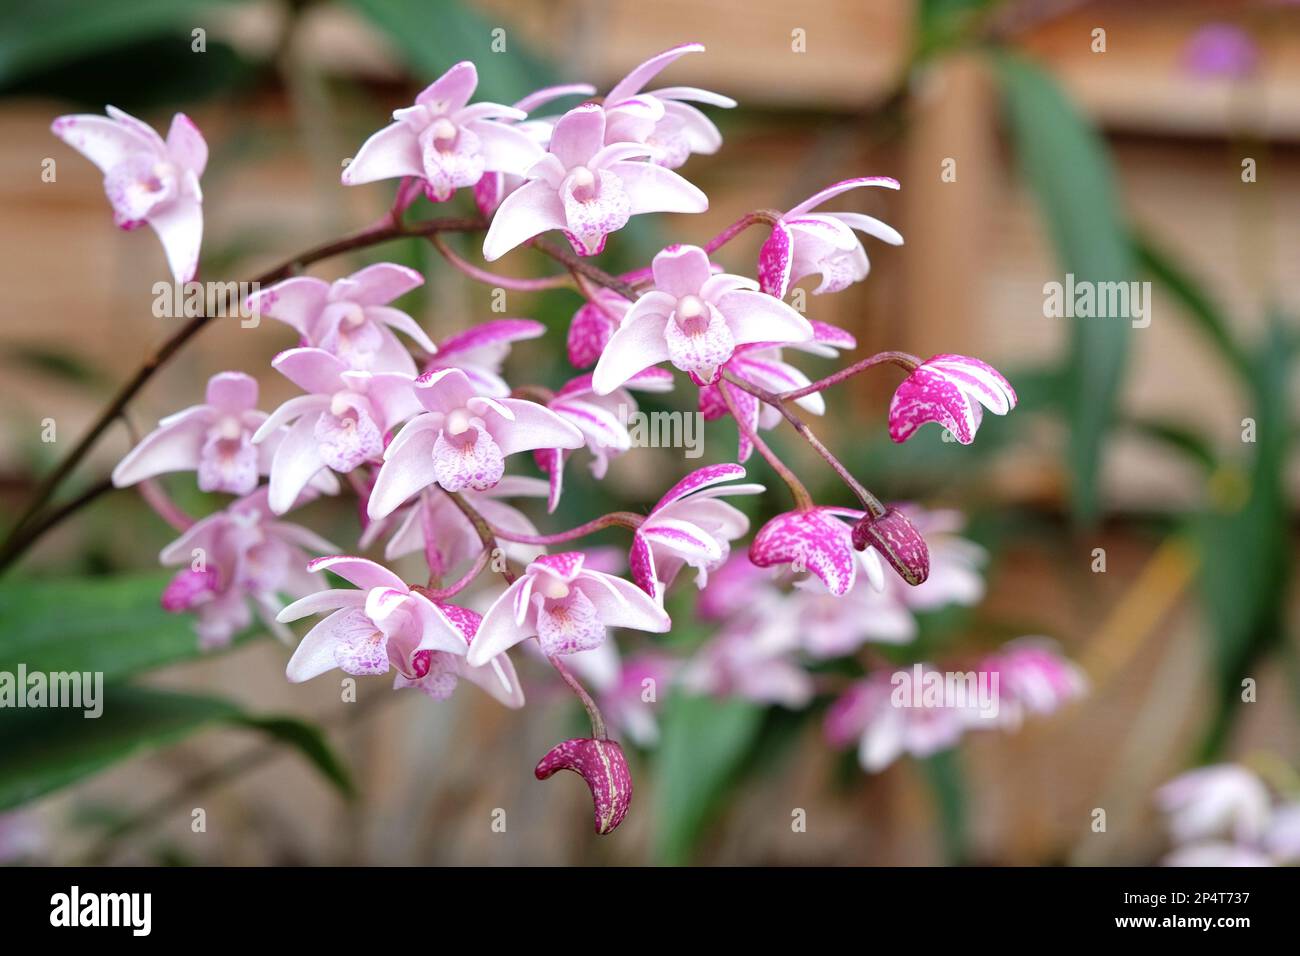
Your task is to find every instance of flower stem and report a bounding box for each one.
[490,511,645,546]
[780,350,920,402]
[702,209,782,254]
[718,379,813,510]
[548,653,607,740]
[429,233,573,291]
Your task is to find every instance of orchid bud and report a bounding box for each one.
[535,737,632,835]
[851,508,930,586]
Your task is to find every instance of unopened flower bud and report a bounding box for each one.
[851,507,929,586]
[535,737,632,835]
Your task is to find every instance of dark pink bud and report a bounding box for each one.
[535,737,632,835]
[851,508,930,586]
[161,567,219,611]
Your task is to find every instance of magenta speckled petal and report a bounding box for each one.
[534,737,633,835]
[629,532,657,596]
[851,508,930,586]
[757,219,793,298]
[888,354,1016,445]
[749,508,857,596]
[652,463,746,512]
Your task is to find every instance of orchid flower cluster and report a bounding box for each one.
[55,42,1083,835]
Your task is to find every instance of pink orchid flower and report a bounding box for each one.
[825,669,967,772]
[279,556,523,707]
[52,106,206,282]
[699,319,856,461]
[592,244,813,393]
[602,42,736,169]
[481,103,708,261]
[1157,765,1273,846]
[889,353,1017,445]
[629,463,763,599]
[473,83,598,216]
[160,487,336,649]
[535,367,673,512]
[974,639,1086,729]
[788,567,916,658]
[360,477,548,575]
[254,348,421,514]
[566,287,632,368]
[749,506,886,597]
[368,367,583,518]
[683,609,813,708]
[468,552,671,664]
[246,264,434,375]
[423,318,546,397]
[342,61,542,202]
[114,371,276,496]
[759,177,903,299]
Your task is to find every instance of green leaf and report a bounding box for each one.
[1121,416,1218,473]
[1134,234,1250,381]
[920,749,967,863]
[994,53,1135,524]
[345,0,553,104]
[1192,314,1294,758]
[0,0,244,87]
[652,694,765,865]
[0,686,352,811]
[0,572,253,684]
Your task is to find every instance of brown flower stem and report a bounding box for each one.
[0,215,486,576]
[779,350,921,402]
[489,511,645,546]
[718,379,813,510]
[723,371,884,516]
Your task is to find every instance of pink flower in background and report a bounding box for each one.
[602,42,736,169]
[759,178,902,298]
[683,606,812,708]
[1157,764,1273,845]
[749,506,882,597]
[888,353,1017,445]
[367,367,582,517]
[342,61,541,201]
[892,506,985,610]
[535,368,673,512]
[254,348,421,514]
[468,553,670,663]
[361,477,548,575]
[159,488,336,648]
[246,264,434,375]
[789,565,915,658]
[825,670,967,772]
[279,556,523,706]
[566,287,632,368]
[52,106,206,282]
[473,83,597,216]
[592,244,812,392]
[975,639,1086,729]
[423,318,546,397]
[535,737,633,835]
[629,463,763,598]
[114,372,275,496]
[482,103,708,261]
[1183,24,1260,80]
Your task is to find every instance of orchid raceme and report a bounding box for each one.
[247,264,434,376]
[368,367,583,517]
[481,103,708,260]
[342,61,541,202]
[759,177,903,298]
[468,553,670,664]
[279,556,523,706]
[65,42,1050,841]
[592,243,813,392]
[629,463,763,598]
[888,353,1018,445]
[52,106,206,282]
